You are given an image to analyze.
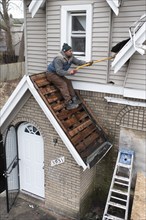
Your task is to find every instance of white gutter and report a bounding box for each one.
[112,15,146,73]
[29,0,46,18]
[26,76,88,170]
[0,75,28,127]
[104,96,146,107]
[106,0,120,16]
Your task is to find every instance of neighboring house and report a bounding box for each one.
[0,0,146,219]
[11,19,24,56]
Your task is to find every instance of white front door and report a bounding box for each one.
[18,122,44,198]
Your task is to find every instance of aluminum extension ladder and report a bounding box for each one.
[102,149,134,220]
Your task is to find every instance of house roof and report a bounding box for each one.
[0,73,112,170]
[112,14,146,73]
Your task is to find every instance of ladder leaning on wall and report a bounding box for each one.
[102,149,134,220]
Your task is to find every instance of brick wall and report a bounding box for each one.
[12,96,98,219]
[80,90,146,147]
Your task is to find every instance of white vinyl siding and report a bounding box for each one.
[46,2,61,63]
[25,2,47,75]
[124,53,146,90]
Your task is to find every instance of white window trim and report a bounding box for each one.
[61,4,92,61]
[112,16,146,73]
[106,0,120,16]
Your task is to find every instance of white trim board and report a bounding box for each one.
[29,0,45,18]
[104,97,146,107]
[72,81,146,100]
[106,0,120,15]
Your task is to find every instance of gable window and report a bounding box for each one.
[61,5,92,61]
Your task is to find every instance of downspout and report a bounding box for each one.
[106,9,114,83]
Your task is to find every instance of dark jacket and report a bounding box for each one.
[47,51,86,76]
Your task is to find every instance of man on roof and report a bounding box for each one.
[46,43,92,110]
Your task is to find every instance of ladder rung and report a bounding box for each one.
[117,162,132,168]
[114,181,129,186]
[115,175,130,182]
[103,213,124,220]
[108,201,126,210]
[111,195,127,202]
[111,189,128,196]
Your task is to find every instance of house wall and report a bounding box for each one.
[24,0,47,75]
[11,95,97,218]
[25,0,146,94]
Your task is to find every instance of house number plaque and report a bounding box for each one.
[51,156,65,167]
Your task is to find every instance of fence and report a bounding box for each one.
[0,62,25,82]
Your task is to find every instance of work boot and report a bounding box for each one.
[65,100,79,110]
[72,96,82,105]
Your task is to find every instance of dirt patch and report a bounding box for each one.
[0,78,21,109]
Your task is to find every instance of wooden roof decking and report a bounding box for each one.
[30,73,112,168]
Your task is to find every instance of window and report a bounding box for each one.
[25,125,40,136]
[61,5,92,61]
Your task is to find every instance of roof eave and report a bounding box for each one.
[29,0,46,18]
[106,0,119,15]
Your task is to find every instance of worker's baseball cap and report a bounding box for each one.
[62,43,72,52]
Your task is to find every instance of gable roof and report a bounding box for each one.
[112,14,146,73]
[0,73,112,170]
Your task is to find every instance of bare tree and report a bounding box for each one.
[0,0,14,56]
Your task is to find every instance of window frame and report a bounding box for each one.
[61,4,92,61]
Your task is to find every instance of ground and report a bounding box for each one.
[0,79,21,109]
[0,191,72,220]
